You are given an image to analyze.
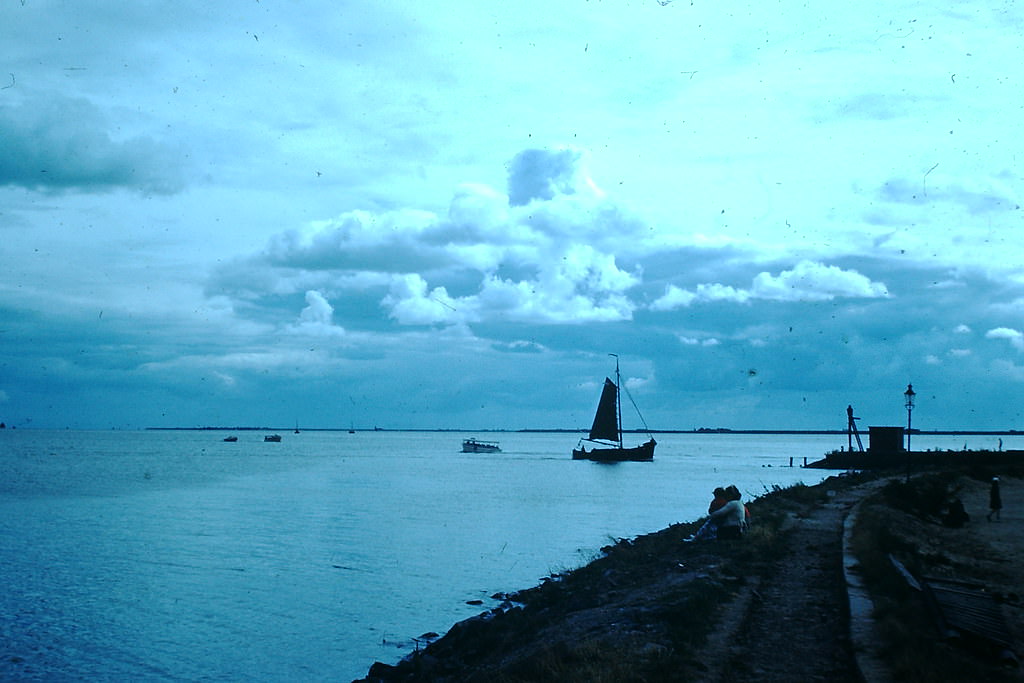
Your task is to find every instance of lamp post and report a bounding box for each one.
[904,384,915,484]
[904,384,915,451]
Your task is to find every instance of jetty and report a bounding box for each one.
[806,407,1023,470]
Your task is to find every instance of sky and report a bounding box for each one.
[1,0,1023,431]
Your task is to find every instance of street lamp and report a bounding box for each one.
[904,383,916,451]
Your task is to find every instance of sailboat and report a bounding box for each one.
[572,355,656,462]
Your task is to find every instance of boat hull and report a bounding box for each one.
[462,439,501,453]
[572,438,656,462]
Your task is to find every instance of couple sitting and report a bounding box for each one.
[684,485,748,542]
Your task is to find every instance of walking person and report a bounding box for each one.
[987,477,1002,522]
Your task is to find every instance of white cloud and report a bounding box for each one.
[954,324,972,334]
[447,183,511,235]
[678,335,720,347]
[750,261,888,301]
[382,274,469,326]
[985,327,1024,351]
[696,283,752,304]
[299,291,334,326]
[287,290,346,337]
[650,261,887,311]
[650,285,697,311]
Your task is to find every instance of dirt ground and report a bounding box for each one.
[882,474,1024,669]
[692,482,869,683]
[698,473,1024,683]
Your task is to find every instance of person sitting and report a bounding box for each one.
[708,486,728,515]
[685,486,744,542]
[710,486,745,540]
[724,484,751,532]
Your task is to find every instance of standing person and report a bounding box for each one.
[988,477,1002,521]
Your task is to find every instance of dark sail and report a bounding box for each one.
[588,377,619,442]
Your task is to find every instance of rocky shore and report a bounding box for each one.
[356,469,1023,682]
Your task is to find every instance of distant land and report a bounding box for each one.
[143,426,1023,436]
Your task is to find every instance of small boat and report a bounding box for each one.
[223,436,238,442]
[572,355,656,462]
[264,434,282,442]
[462,438,501,453]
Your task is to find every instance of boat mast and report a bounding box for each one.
[611,353,622,449]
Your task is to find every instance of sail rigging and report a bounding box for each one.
[572,355,655,462]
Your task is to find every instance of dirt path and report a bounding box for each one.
[695,485,872,683]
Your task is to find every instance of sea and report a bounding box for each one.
[1,429,1019,681]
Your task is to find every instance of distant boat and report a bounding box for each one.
[294,421,300,434]
[223,436,238,442]
[264,434,282,442]
[462,438,501,453]
[572,355,656,462]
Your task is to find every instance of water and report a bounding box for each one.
[1,429,1018,681]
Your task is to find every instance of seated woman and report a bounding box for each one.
[711,486,746,540]
[685,485,745,542]
[684,487,729,542]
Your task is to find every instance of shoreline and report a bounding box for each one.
[356,468,1023,682]
[138,426,1024,435]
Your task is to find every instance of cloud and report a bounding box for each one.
[382,274,469,326]
[506,147,603,207]
[678,336,720,347]
[751,261,889,301]
[0,94,184,194]
[286,290,346,337]
[492,340,545,353]
[650,261,887,310]
[878,176,1020,216]
[298,290,334,326]
[216,148,646,328]
[649,285,697,311]
[986,327,1024,351]
[695,283,752,304]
